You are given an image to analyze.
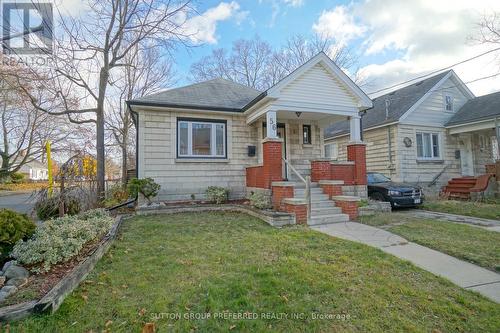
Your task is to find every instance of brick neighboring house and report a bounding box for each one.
[325,70,500,198]
[128,52,373,224]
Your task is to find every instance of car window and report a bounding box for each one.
[367,173,391,183]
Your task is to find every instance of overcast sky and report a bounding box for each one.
[58,0,500,97]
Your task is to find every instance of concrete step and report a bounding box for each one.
[294,188,324,196]
[293,182,319,189]
[311,207,342,215]
[308,213,350,226]
[311,201,336,209]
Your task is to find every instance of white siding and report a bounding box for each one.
[403,76,470,126]
[279,63,358,108]
[395,124,461,185]
[138,109,259,201]
[327,125,398,178]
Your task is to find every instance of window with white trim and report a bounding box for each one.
[324,143,338,159]
[177,119,226,158]
[416,132,440,159]
[444,95,453,111]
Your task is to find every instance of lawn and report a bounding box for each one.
[7,212,500,332]
[422,199,500,220]
[359,213,500,272]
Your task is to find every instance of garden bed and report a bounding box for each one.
[0,215,124,322]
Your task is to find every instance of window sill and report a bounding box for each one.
[416,159,444,164]
[175,158,230,163]
[302,144,314,148]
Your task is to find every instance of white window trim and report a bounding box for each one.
[302,124,313,145]
[177,120,226,158]
[444,94,454,112]
[416,131,441,160]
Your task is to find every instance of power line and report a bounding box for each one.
[367,46,500,95]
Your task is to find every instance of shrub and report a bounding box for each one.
[128,178,160,204]
[0,209,36,264]
[358,199,369,208]
[10,172,25,184]
[33,187,96,220]
[206,186,229,204]
[11,209,115,272]
[0,209,36,245]
[248,192,271,210]
[103,183,130,207]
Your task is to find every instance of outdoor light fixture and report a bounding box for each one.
[295,112,302,118]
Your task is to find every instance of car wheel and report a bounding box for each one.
[370,192,386,202]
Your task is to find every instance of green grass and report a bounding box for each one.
[422,199,500,220]
[8,212,500,332]
[359,213,500,272]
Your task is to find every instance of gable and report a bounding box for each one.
[277,63,360,108]
[402,75,472,126]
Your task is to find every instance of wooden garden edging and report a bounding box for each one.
[0,215,126,322]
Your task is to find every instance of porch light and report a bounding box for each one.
[295,112,302,118]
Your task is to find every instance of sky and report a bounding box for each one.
[54,0,500,97]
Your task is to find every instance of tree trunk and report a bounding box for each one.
[121,138,128,186]
[96,68,109,201]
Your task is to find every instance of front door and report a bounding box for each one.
[263,122,287,179]
[460,135,474,176]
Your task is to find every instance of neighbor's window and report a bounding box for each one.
[416,132,440,159]
[303,125,312,144]
[444,95,453,111]
[177,119,226,158]
[324,143,338,159]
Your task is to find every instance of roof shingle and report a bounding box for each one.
[129,78,262,111]
[446,90,500,126]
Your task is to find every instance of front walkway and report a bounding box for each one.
[312,222,500,303]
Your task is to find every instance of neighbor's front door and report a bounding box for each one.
[460,135,474,176]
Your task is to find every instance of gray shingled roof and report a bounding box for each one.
[128,78,262,111]
[325,70,451,138]
[446,90,500,126]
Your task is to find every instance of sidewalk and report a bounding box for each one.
[312,222,500,303]
[407,210,500,232]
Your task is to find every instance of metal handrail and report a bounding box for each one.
[282,158,311,223]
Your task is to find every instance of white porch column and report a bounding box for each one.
[349,115,362,142]
[266,110,278,139]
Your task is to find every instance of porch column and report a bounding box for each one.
[349,115,362,142]
[266,111,278,139]
[262,138,283,188]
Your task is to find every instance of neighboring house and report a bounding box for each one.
[325,70,500,194]
[128,52,372,210]
[18,160,49,181]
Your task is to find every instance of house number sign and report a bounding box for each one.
[266,111,277,138]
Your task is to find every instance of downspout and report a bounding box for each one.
[126,101,139,203]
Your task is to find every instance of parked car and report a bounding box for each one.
[367,172,424,208]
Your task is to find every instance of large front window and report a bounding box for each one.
[416,132,440,159]
[177,119,226,158]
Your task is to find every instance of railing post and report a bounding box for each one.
[305,175,311,223]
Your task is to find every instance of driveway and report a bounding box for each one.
[0,191,35,214]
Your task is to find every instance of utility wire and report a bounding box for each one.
[367,46,500,95]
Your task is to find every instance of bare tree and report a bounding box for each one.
[471,11,500,45]
[106,45,176,185]
[190,34,360,89]
[10,0,193,200]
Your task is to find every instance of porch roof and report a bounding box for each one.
[446,90,500,127]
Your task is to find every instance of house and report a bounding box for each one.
[325,70,500,197]
[128,52,374,223]
[18,160,49,181]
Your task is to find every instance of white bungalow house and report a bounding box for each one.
[128,52,373,224]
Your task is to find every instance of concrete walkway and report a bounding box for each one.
[407,210,500,233]
[312,222,500,303]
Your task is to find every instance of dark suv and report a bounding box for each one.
[367,172,424,208]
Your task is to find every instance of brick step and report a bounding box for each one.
[445,182,476,188]
[443,187,473,194]
[308,213,350,226]
[448,178,477,184]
